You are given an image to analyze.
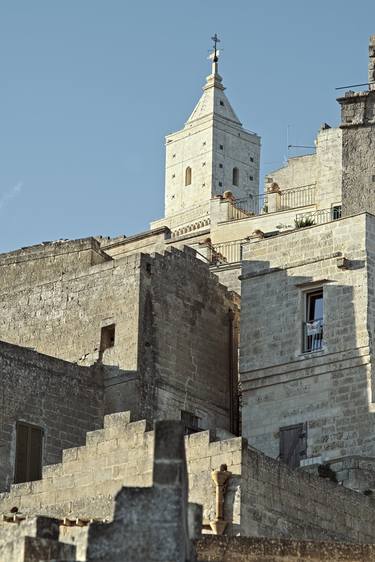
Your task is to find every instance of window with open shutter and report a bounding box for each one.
[279,423,307,469]
[14,422,43,484]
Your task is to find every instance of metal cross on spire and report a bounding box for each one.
[211,33,221,62]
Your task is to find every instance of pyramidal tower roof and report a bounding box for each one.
[186,41,242,127]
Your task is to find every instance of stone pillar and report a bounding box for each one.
[210,464,231,535]
[85,421,200,562]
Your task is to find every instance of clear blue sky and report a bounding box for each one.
[0,0,374,253]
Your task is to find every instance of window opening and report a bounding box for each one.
[304,289,323,352]
[181,411,200,435]
[100,324,116,353]
[14,422,43,484]
[232,167,239,187]
[185,167,192,186]
[279,423,307,469]
[331,205,342,220]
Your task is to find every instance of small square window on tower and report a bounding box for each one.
[249,175,254,181]
[219,163,223,169]
[220,100,225,107]
[250,156,254,162]
[219,181,223,187]
[219,144,224,150]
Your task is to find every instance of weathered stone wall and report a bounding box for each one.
[0,252,142,371]
[241,446,375,543]
[0,341,104,493]
[266,126,342,213]
[240,214,375,467]
[2,412,375,547]
[0,238,109,293]
[0,412,242,535]
[139,247,240,432]
[339,90,375,217]
[197,537,375,562]
[0,241,239,432]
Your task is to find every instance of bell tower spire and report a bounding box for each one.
[161,35,261,222]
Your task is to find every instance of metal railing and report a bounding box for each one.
[303,318,323,352]
[280,184,316,210]
[295,206,342,226]
[211,240,244,264]
[228,184,316,220]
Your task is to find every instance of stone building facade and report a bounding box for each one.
[0,242,239,435]
[4,33,375,562]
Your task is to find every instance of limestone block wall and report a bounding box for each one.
[339,90,375,217]
[0,341,104,493]
[0,238,109,293]
[241,447,375,543]
[240,214,375,465]
[0,412,242,534]
[197,537,375,562]
[139,247,240,432]
[2,411,375,547]
[0,253,142,370]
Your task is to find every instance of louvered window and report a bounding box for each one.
[14,422,43,484]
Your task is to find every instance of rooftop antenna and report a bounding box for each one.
[335,81,375,91]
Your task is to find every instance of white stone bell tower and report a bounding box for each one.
[164,36,261,220]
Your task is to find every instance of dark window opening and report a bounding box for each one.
[15,422,43,484]
[249,175,254,181]
[100,324,116,353]
[181,410,200,435]
[332,205,342,220]
[250,156,254,162]
[219,181,223,187]
[185,167,192,186]
[372,174,375,182]
[279,423,307,469]
[303,289,323,352]
[232,167,239,187]
[220,100,225,107]
[219,144,224,150]
[219,163,223,169]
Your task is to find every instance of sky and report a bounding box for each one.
[0,0,374,253]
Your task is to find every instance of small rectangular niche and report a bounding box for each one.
[100,323,116,353]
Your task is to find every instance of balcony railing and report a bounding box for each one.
[303,318,323,352]
[229,184,316,219]
[211,240,244,264]
[295,206,342,226]
[280,184,316,210]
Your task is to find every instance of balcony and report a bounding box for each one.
[303,318,323,352]
[229,184,316,219]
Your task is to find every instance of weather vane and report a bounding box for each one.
[211,33,220,62]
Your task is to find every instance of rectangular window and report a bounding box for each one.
[100,324,116,353]
[181,410,200,435]
[14,422,43,484]
[331,205,342,220]
[303,289,323,352]
[279,423,307,469]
